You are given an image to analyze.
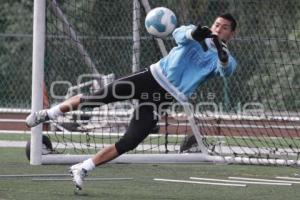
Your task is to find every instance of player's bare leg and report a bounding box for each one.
[58,94,83,112]
[25,94,83,127]
[92,144,119,165]
[70,144,119,190]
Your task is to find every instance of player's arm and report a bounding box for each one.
[215,55,236,77]
[189,25,212,43]
[212,35,229,67]
[173,24,212,45]
[172,25,195,44]
[212,35,236,76]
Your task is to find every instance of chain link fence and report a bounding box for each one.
[0,1,33,108]
[1,0,300,114]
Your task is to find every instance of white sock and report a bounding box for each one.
[47,105,63,119]
[81,158,96,171]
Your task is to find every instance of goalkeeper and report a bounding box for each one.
[26,13,237,190]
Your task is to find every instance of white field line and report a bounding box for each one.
[228,177,299,184]
[32,177,133,181]
[294,173,300,177]
[276,176,300,182]
[0,141,27,148]
[190,177,291,186]
[0,174,69,178]
[153,178,246,187]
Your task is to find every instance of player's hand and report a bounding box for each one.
[191,25,212,42]
[211,35,229,65]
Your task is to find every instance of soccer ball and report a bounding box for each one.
[145,7,177,38]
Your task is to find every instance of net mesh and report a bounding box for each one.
[44,0,300,163]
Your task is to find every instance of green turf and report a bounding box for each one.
[0,148,300,200]
[0,133,30,141]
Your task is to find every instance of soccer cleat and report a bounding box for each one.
[25,109,50,127]
[69,163,88,190]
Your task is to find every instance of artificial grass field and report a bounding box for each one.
[0,148,300,200]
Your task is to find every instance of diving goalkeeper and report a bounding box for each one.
[26,13,237,190]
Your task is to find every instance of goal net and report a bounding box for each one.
[30,0,300,165]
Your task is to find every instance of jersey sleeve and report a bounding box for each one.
[214,55,237,77]
[172,25,196,45]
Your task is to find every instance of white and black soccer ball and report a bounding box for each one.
[145,7,177,38]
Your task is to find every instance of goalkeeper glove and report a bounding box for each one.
[212,35,229,65]
[191,25,212,43]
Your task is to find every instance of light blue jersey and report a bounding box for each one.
[150,25,236,103]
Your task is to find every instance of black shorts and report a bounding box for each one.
[80,68,174,154]
[80,68,173,106]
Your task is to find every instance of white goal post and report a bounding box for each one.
[30,0,46,165]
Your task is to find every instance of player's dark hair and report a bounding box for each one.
[218,13,237,31]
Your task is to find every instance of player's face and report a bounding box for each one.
[211,17,235,42]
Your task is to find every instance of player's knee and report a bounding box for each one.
[115,139,139,155]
